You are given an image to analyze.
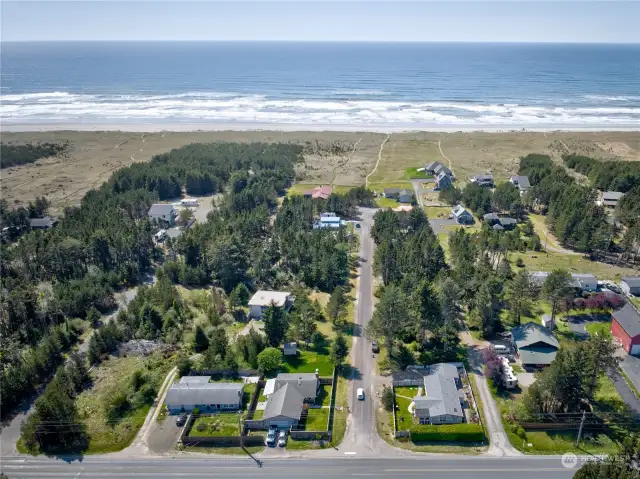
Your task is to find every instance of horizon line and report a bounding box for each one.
[2,40,640,45]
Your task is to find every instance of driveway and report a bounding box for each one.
[564,314,610,340]
[430,218,458,230]
[148,416,185,453]
[620,355,640,393]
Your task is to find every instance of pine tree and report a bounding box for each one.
[505,270,536,325]
[326,286,348,327]
[87,333,102,364]
[263,303,287,347]
[192,324,209,353]
[330,333,349,367]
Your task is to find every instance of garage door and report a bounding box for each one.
[268,420,292,429]
[630,344,640,356]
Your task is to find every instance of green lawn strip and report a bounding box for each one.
[394,386,418,431]
[304,408,330,431]
[330,372,348,446]
[316,384,332,406]
[375,196,401,208]
[179,445,264,455]
[467,374,489,442]
[253,410,264,420]
[287,184,354,197]
[585,321,612,338]
[404,167,433,180]
[281,349,333,376]
[189,414,242,437]
[424,206,452,219]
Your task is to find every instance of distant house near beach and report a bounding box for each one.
[303,185,333,200]
[509,176,531,196]
[248,290,293,319]
[435,171,453,190]
[148,204,177,226]
[383,188,414,204]
[452,205,473,225]
[600,191,625,208]
[470,174,494,188]
[483,213,516,230]
[30,216,58,230]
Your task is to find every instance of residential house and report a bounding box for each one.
[164,378,244,414]
[383,188,414,204]
[303,185,333,200]
[600,191,625,208]
[469,174,494,188]
[511,322,560,368]
[412,363,464,425]
[283,342,297,356]
[509,176,531,196]
[433,163,453,178]
[434,171,453,190]
[452,205,474,225]
[261,383,305,429]
[611,303,640,356]
[30,216,58,230]
[248,290,293,319]
[425,161,443,175]
[531,271,598,292]
[621,277,640,296]
[273,372,319,402]
[483,213,517,230]
[148,204,177,226]
[313,212,345,229]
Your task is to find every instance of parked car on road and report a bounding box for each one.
[357,388,365,400]
[371,340,379,353]
[278,431,287,447]
[175,414,187,427]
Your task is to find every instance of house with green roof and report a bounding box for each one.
[511,322,560,368]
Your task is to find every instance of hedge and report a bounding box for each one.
[409,423,484,442]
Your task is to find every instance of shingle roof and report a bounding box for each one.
[612,303,640,339]
[517,347,558,366]
[512,322,560,349]
[452,205,469,218]
[510,176,531,189]
[263,383,304,420]
[248,291,291,307]
[434,164,452,176]
[426,161,443,171]
[29,216,56,228]
[179,376,211,385]
[499,217,517,226]
[148,204,176,216]
[603,191,625,201]
[622,277,640,288]
[413,363,462,418]
[399,189,413,196]
[274,373,318,399]
[165,382,243,406]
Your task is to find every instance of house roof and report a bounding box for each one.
[484,213,500,221]
[165,227,184,239]
[274,373,318,399]
[499,217,517,226]
[399,189,413,196]
[384,188,402,195]
[603,191,624,201]
[434,164,452,176]
[517,346,558,366]
[510,176,531,189]
[425,161,442,171]
[473,174,494,182]
[30,216,56,228]
[492,224,505,231]
[452,205,470,218]
[263,383,304,420]
[612,303,640,339]
[512,322,560,350]
[413,363,463,418]
[305,185,333,200]
[179,376,211,385]
[248,291,291,307]
[622,277,640,288]
[436,171,452,183]
[148,204,176,216]
[165,382,243,406]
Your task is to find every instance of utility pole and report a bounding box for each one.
[576,411,586,447]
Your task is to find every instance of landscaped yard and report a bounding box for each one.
[189,414,242,437]
[394,386,418,430]
[281,349,333,376]
[405,167,433,180]
[375,196,401,208]
[252,409,264,420]
[304,408,330,431]
[585,321,612,338]
[316,384,332,406]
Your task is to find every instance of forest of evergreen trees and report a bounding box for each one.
[0,141,69,169]
[563,153,640,193]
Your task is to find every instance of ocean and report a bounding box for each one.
[1,42,639,130]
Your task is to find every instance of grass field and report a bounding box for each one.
[304,408,330,431]
[74,354,173,454]
[281,349,333,376]
[394,386,417,430]
[405,167,433,180]
[586,321,612,338]
[368,135,441,184]
[425,206,452,219]
[189,414,241,437]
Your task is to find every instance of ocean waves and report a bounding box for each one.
[2,91,640,128]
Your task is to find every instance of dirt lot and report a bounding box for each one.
[3,130,639,212]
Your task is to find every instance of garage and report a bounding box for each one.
[611,304,640,356]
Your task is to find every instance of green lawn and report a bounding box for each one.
[316,384,332,406]
[425,206,452,219]
[281,349,333,376]
[394,386,417,430]
[405,167,433,180]
[305,408,330,431]
[585,321,612,338]
[253,409,264,420]
[375,196,400,208]
[516,430,619,455]
[189,414,242,437]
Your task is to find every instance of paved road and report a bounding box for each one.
[0,455,581,478]
[620,355,640,393]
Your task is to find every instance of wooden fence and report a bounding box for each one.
[181,435,265,447]
[290,430,332,440]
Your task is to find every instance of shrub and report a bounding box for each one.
[409,423,484,442]
[196,422,206,432]
[192,407,201,416]
[381,387,394,412]
[515,258,525,268]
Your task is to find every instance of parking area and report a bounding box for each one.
[172,194,218,225]
[148,416,186,453]
[429,218,458,230]
[564,314,610,340]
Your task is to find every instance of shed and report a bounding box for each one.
[620,277,640,296]
[30,216,58,230]
[283,342,298,356]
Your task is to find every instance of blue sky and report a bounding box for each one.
[2,1,639,42]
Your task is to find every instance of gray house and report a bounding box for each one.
[452,205,474,225]
[483,213,517,230]
[274,372,319,402]
[425,161,443,175]
[30,216,58,230]
[509,175,531,196]
[148,204,177,226]
[383,188,414,203]
[248,290,293,319]
[511,322,559,368]
[434,163,453,178]
[262,383,304,429]
[164,377,244,414]
[412,363,464,425]
[470,174,494,188]
[621,277,640,296]
[435,172,453,190]
[601,191,625,208]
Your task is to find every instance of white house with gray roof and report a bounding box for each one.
[273,372,319,402]
[262,383,305,429]
[164,377,244,414]
[412,363,464,425]
[248,290,293,319]
[148,203,177,226]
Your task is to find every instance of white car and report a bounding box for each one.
[357,388,365,400]
[277,431,287,447]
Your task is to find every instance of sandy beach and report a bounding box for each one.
[2,129,639,215]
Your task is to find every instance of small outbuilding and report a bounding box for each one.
[283,342,298,356]
[620,277,640,296]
